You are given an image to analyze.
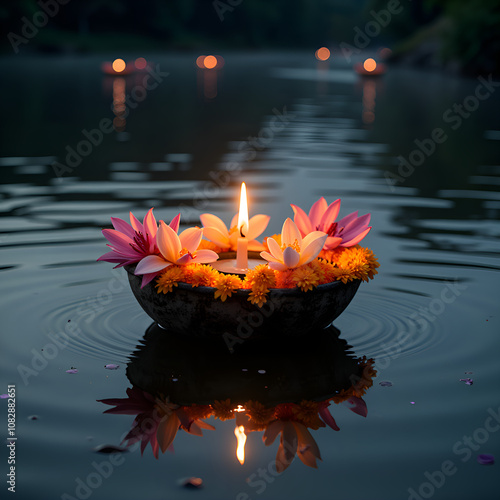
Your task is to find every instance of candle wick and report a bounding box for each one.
[239,224,246,238]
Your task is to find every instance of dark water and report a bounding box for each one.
[1,52,499,500]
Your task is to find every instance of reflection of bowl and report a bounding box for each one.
[127,323,368,405]
[124,264,361,338]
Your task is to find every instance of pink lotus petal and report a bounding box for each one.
[292,421,322,460]
[140,272,159,288]
[308,197,328,229]
[268,261,289,272]
[104,364,120,370]
[0,394,9,399]
[129,211,143,233]
[342,213,371,235]
[179,227,203,254]
[247,214,271,240]
[169,213,181,234]
[282,218,302,247]
[230,213,238,231]
[344,396,367,417]
[336,211,359,228]
[97,250,131,264]
[157,221,181,263]
[291,204,313,236]
[191,249,219,264]
[111,217,136,238]
[157,414,180,453]
[340,226,371,247]
[299,233,327,266]
[200,213,228,235]
[324,236,343,250]
[101,229,134,253]
[266,237,284,262]
[201,227,230,248]
[260,251,282,264]
[66,368,78,374]
[176,253,194,265]
[283,246,300,268]
[135,255,170,275]
[143,208,158,237]
[319,199,341,230]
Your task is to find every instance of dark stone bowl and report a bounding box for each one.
[124,264,361,339]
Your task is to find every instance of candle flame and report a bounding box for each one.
[234,425,247,465]
[238,182,249,237]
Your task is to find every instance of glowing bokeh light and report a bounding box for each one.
[315,47,330,61]
[134,57,147,70]
[363,58,377,72]
[112,59,126,73]
[196,55,206,68]
[204,55,217,69]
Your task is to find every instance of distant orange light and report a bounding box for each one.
[315,47,330,61]
[234,426,246,465]
[216,55,225,69]
[204,55,217,69]
[196,55,206,69]
[134,57,147,70]
[112,59,126,73]
[363,58,377,72]
[379,47,392,59]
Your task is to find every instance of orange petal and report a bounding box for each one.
[247,214,271,240]
[157,221,181,263]
[200,213,228,235]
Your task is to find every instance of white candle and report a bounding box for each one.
[235,182,249,270]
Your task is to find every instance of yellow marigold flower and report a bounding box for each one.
[319,247,347,264]
[245,264,277,290]
[156,266,185,294]
[317,259,337,284]
[244,400,275,426]
[211,399,234,421]
[292,400,325,429]
[248,287,269,307]
[185,263,219,287]
[291,264,321,292]
[214,274,242,301]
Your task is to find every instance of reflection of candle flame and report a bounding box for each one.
[238,182,248,237]
[234,425,246,465]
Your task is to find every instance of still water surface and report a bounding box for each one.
[0,52,499,500]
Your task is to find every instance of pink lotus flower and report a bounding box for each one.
[260,218,327,271]
[291,197,371,250]
[263,419,322,472]
[200,213,270,251]
[97,209,180,288]
[134,221,219,277]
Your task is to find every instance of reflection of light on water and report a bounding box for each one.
[234,425,246,464]
[362,78,376,125]
[134,57,147,70]
[196,55,224,100]
[363,58,377,73]
[315,47,330,61]
[112,77,126,131]
[112,58,126,73]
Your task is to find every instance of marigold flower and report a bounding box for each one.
[245,264,277,290]
[248,288,269,307]
[156,266,186,293]
[293,401,325,430]
[185,263,219,287]
[291,264,321,292]
[214,274,242,301]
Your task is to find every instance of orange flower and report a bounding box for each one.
[185,263,219,287]
[291,264,321,292]
[245,264,277,290]
[155,266,186,293]
[212,399,235,421]
[214,274,242,301]
[248,288,269,307]
[292,401,325,430]
[244,400,275,426]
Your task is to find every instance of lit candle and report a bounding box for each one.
[235,182,249,270]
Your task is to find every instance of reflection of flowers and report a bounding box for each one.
[200,213,270,251]
[98,387,214,459]
[99,355,375,470]
[292,197,371,249]
[260,218,327,271]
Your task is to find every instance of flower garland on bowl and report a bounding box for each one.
[98,197,379,308]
